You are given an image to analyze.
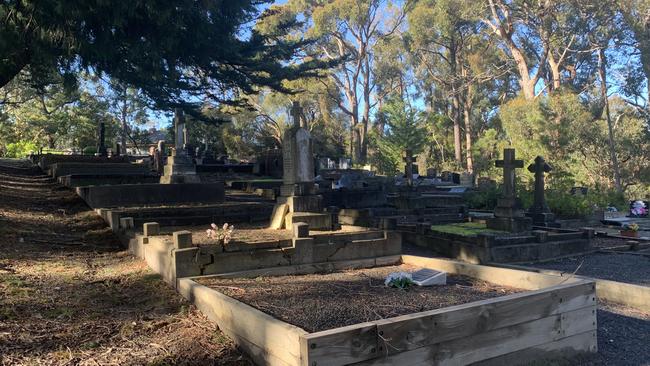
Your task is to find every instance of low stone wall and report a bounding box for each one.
[38,154,130,171]
[125,225,401,285]
[403,226,593,263]
[59,174,159,187]
[49,162,150,178]
[76,183,225,208]
[97,202,274,230]
[196,164,255,174]
[320,188,388,209]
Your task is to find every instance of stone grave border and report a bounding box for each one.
[178,255,597,366]
[402,224,594,263]
[120,222,401,284]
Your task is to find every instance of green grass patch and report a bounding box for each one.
[430,222,507,236]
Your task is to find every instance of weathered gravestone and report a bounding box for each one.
[403,149,415,186]
[270,102,330,230]
[486,148,532,232]
[160,109,201,184]
[96,121,107,157]
[526,156,556,226]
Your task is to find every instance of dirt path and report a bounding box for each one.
[0,159,250,366]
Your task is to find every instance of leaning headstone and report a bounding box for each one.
[526,156,556,226]
[486,148,532,232]
[160,109,200,184]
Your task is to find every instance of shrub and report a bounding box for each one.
[4,141,38,158]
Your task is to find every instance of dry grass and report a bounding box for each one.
[0,159,250,366]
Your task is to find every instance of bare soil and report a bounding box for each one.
[0,159,250,366]
[198,264,522,333]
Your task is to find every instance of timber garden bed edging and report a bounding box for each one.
[491,261,650,312]
[179,255,597,366]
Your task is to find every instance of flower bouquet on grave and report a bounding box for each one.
[206,223,235,251]
[385,272,415,290]
[620,223,639,238]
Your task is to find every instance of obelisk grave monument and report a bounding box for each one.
[270,102,332,230]
[160,108,200,184]
[486,148,532,232]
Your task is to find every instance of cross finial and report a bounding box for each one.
[290,101,302,128]
[528,155,552,174]
[495,148,524,199]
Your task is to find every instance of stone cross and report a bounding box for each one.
[403,149,414,186]
[290,101,306,128]
[528,156,552,214]
[174,108,186,153]
[495,148,524,199]
[97,121,107,157]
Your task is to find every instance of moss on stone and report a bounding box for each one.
[430,222,507,236]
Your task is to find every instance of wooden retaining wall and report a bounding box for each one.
[179,255,597,366]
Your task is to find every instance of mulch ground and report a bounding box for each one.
[198,264,522,333]
[0,159,251,366]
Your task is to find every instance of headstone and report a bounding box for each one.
[460,171,474,188]
[113,142,121,157]
[426,168,437,178]
[271,102,329,230]
[403,149,415,186]
[486,148,532,232]
[526,156,556,226]
[339,157,350,170]
[96,121,107,157]
[160,109,200,184]
[282,102,315,190]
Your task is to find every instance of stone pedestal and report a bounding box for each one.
[487,198,532,232]
[160,149,200,184]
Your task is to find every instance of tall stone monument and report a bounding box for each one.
[526,155,556,226]
[160,109,200,184]
[403,149,415,186]
[486,148,532,232]
[96,121,107,157]
[270,102,331,230]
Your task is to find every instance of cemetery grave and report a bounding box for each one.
[404,149,594,263]
[196,264,523,333]
[178,255,597,366]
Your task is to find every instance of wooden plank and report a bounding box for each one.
[401,255,577,289]
[187,255,402,280]
[356,306,596,366]
[301,322,378,366]
[493,262,650,312]
[473,330,597,366]
[374,281,595,355]
[177,278,307,366]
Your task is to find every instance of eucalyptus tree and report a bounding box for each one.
[286,0,413,163]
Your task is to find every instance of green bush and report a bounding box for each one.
[4,141,38,158]
[82,146,97,155]
[465,186,501,210]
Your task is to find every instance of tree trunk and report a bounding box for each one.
[449,40,463,165]
[451,92,463,165]
[463,87,474,173]
[547,54,562,91]
[597,48,622,193]
[121,101,128,155]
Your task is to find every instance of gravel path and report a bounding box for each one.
[577,302,650,366]
[531,252,650,286]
